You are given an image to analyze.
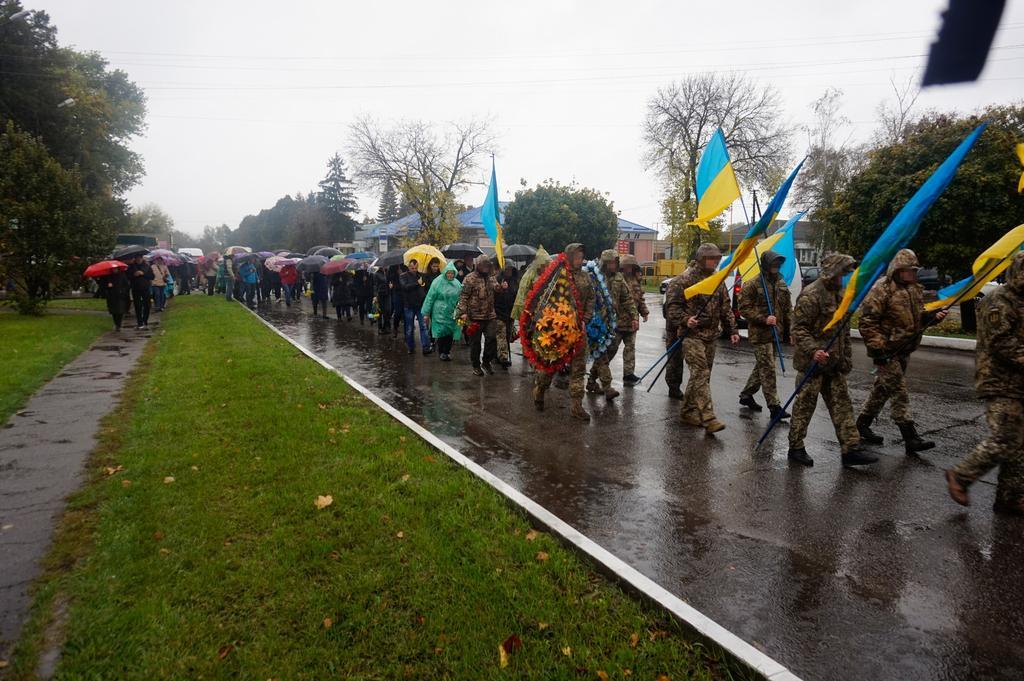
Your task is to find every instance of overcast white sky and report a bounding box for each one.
[36,0,1024,236]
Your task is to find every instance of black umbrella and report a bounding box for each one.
[314,246,342,258]
[285,252,306,259]
[307,245,330,256]
[504,244,537,259]
[297,255,328,273]
[441,242,484,260]
[374,249,408,268]
[112,244,150,260]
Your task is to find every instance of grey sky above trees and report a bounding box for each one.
[37,0,1024,236]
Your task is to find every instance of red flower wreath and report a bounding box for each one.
[517,253,585,374]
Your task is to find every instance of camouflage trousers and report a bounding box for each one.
[859,355,912,425]
[681,337,718,425]
[953,398,1024,505]
[496,318,512,363]
[589,332,624,390]
[621,330,637,376]
[536,348,587,399]
[664,335,684,392]
[788,371,860,453]
[740,342,780,407]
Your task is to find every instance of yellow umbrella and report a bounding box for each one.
[404,244,446,271]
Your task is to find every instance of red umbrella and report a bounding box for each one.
[320,259,350,276]
[84,260,129,278]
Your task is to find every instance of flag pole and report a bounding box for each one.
[741,195,786,376]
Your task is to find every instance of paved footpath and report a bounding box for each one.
[0,322,152,662]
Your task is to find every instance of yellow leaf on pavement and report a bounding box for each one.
[314,495,333,510]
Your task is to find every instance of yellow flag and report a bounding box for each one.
[1017,143,1024,193]
[925,223,1024,310]
[733,231,786,282]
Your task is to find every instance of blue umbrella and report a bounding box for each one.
[347,251,375,260]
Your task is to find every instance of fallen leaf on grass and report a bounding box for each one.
[596,672,609,681]
[535,551,549,562]
[537,622,549,630]
[153,531,165,541]
[656,676,671,681]
[159,548,171,556]
[401,474,410,482]
[649,629,667,642]
[121,479,132,487]
[399,436,406,443]
[328,550,340,560]
[423,455,437,463]
[328,427,336,435]
[314,495,333,510]
[191,465,199,471]
[502,634,522,654]
[622,670,632,677]
[561,645,572,657]
[163,476,175,484]
[102,465,124,476]
[396,531,405,539]
[498,644,509,669]
[323,618,333,629]
[525,530,539,541]
[629,632,639,648]
[318,403,327,410]
[218,644,233,660]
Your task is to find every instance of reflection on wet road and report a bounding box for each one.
[256,296,1022,681]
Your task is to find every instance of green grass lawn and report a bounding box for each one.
[0,312,111,423]
[46,297,109,311]
[9,295,743,680]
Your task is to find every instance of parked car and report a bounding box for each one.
[659,278,670,294]
[916,267,943,291]
[801,265,820,287]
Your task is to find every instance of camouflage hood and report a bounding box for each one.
[760,249,785,278]
[598,248,619,271]
[695,242,722,274]
[565,243,585,269]
[619,253,639,269]
[886,248,921,280]
[1008,251,1024,294]
[819,253,857,287]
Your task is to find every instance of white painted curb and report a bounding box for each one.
[241,304,802,681]
[849,328,976,352]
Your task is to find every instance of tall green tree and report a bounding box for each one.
[820,104,1024,276]
[376,180,401,224]
[318,153,358,241]
[0,122,114,313]
[503,181,619,258]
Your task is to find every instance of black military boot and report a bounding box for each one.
[769,404,791,420]
[841,445,879,468]
[856,415,884,445]
[667,387,684,399]
[787,447,814,467]
[898,422,934,455]
[739,394,763,411]
[623,373,640,385]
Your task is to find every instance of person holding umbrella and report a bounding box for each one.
[150,257,171,312]
[373,266,392,334]
[399,259,431,355]
[238,256,260,307]
[279,262,298,307]
[354,270,373,325]
[125,254,154,329]
[330,271,354,321]
[422,261,463,361]
[203,256,219,296]
[311,269,329,318]
[422,257,442,290]
[86,261,132,331]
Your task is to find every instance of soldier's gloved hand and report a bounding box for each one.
[766,315,777,326]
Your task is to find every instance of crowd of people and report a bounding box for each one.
[95,242,1024,517]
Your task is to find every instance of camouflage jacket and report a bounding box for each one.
[454,271,499,321]
[626,275,650,319]
[792,278,853,375]
[664,265,736,343]
[573,267,596,324]
[607,271,639,331]
[858,278,927,358]
[738,273,791,345]
[975,281,1024,400]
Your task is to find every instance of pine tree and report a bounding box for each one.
[318,153,358,241]
[376,180,401,224]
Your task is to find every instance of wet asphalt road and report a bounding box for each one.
[255,295,1022,681]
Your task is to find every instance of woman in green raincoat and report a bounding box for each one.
[421,260,463,361]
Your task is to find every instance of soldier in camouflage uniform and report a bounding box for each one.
[533,243,596,421]
[855,249,947,454]
[946,251,1024,516]
[661,273,688,399]
[588,249,639,400]
[738,249,792,420]
[619,254,650,384]
[787,253,877,468]
[665,243,739,434]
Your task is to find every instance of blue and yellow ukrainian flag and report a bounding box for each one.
[685,158,804,299]
[824,124,986,330]
[925,223,1024,310]
[482,160,504,269]
[688,128,741,231]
